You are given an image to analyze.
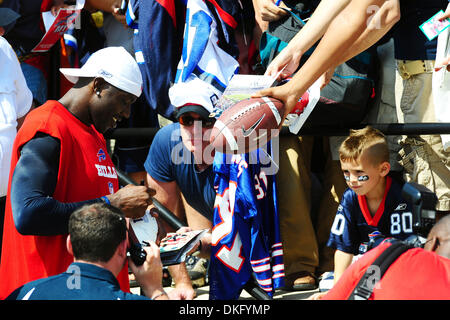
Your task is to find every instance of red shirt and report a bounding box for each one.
[0,101,129,299]
[323,242,450,300]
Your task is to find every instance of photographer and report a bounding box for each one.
[6,203,169,300]
[318,214,450,300]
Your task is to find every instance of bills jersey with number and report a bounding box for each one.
[209,146,285,300]
[327,176,414,255]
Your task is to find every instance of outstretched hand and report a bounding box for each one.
[264,46,302,80]
[108,184,156,219]
[255,0,289,22]
[252,80,300,125]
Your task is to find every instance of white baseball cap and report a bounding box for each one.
[60,46,143,97]
[169,77,221,118]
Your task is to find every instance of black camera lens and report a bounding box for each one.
[128,243,147,266]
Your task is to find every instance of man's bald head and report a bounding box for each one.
[424,214,450,259]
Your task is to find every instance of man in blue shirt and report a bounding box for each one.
[6,202,169,300]
[144,79,219,299]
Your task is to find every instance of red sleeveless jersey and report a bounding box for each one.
[323,242,450,300]
[0,101,130,298]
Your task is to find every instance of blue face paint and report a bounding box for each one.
[344,175,350,181]
[358,175,369,181]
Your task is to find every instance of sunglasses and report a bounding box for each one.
[178,114,215,128]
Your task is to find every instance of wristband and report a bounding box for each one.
[152,291,167,300]
[101,196,111,205]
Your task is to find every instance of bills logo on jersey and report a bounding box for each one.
[97,148,106,162]
[108,181,114,194]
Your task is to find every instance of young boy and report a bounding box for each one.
[326,126,414,283]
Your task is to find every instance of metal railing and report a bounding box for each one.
[105,123,450,139]
[111,122,450,301]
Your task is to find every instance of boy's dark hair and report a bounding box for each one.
[69,203,127,263]
[339,126,389,166]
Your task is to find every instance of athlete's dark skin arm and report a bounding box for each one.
[11,133,102,235]
[11,132,155,236]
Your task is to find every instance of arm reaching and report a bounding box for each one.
[253,0,288,22]
[264,0,352,79]
[254,0,396,117]
[334,249,354,284]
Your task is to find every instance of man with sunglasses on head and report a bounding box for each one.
[144,78,218,299]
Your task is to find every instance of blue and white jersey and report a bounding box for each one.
[131,0,240,118]
[132,0,187,118]
[327,176,415,255]
[174,0,239,96]
[209,145,285,300]
[120,0,139,29]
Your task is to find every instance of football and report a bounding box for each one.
[210,96,286,154]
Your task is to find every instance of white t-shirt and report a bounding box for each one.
[0,36,33,197]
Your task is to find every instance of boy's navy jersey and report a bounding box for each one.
[327,176,414,255]
[209,146,285,300]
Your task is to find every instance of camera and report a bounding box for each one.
[401,182,437,238]
[127,242,147,266]
[359,182,438,254]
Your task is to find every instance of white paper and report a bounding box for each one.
[217,74,277,111]
[287,78,321,134]
[432,27,450,151]
[130,210,158,244]
[42,11,56,32]
[41,0,85,31]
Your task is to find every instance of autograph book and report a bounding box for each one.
[159,229,209,266]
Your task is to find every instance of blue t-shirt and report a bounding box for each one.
[327,177,414,255]
[393,0,449,60]
[6,262,149,300]
[144,123,215,220]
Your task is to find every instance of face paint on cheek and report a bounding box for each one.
[344,175,350,181]
[358,175,369,182]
